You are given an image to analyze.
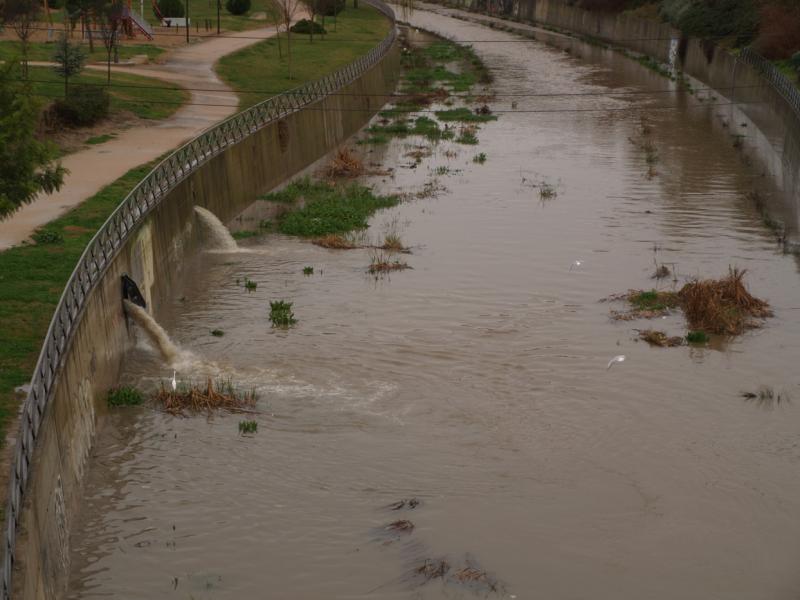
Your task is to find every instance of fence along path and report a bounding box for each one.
[0,2,396,596]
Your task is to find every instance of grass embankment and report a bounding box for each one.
[0,40,165,64]
[0,159,162,447]
[216,1,389,109]
[26,65,188,120]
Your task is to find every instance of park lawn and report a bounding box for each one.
[27,65,188,120]
[0,40,166,64]
[216,1,390,109]
[0,159,161,449]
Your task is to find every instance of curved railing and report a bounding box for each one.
[738,48,800,123]
[0,2,396,597]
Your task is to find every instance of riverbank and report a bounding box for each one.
[0,1,393,522]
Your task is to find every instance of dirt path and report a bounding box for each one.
[0,28,282,250]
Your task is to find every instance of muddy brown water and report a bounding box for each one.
[67,7,800,600]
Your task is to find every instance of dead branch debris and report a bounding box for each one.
[637,329,684,347]
[326,147,364,178]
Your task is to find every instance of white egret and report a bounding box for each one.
[570,260,582,271]
[607,355,626,370]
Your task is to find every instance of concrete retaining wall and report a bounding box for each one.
[432,0,800,233]
[11,42,400,600]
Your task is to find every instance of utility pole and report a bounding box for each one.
[216,0,220,34]
[185,0,189,42]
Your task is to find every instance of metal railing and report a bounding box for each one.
[738,48,800,124]
[0,2,396,597]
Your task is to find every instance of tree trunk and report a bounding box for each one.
[275,21,282,58]
[287,28,292,79]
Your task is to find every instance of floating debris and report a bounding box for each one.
[607,355,626,370]
[313,234,360,249]
[386,519,415,533]
[414,558,450,582]
[740,386,790,408]
[637,329,684,347]
[389,498,421,511]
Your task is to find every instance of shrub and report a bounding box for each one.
[155,0,184,19]
[791,51,800,72]
[225,0,250,15]
[665,0,759,47]
[53,84,110,127]
[318,0,345,15]
[290,19,326,35]
[752,4,800,60]
[32,229,63,244]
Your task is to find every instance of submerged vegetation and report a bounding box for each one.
[269,300,297,327]
[238,419,258,434]
[264,179,399,237]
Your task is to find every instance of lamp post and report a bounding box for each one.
[185,0,189,42]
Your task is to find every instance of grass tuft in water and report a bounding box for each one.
[243,278,258,291]
[269,300,297,327]
[473,152,487,164]
[211,329,225,337]
[686,330,708,344]
[238,419,258,434]
[232,230,259,240]
[107,386,144,407]
[435,107,497,122]
[303,266,314,275]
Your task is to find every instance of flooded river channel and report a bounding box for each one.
[68,5,800,600]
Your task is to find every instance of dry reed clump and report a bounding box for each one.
[415,559,450,581]
[609,289,680,320]
[368,252,410,274]
[386,519,415,533]
[154,378,257,416]
[327,147,364,178]
[637,329,684,347]
[313,234,360,249]
[678,268,772,335]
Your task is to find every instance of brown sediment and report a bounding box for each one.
[313,234,361,249]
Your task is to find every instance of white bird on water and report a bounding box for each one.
[607,355,626,370]
[570,260,582,271]
[171,370,177,391]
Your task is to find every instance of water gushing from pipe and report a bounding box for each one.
[193,206,238,251]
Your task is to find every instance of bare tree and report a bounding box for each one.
[275,0,301,79]
[302,0,318,42]
[96,0,123,84]
[2,0,41,78]
[271,4,282,58]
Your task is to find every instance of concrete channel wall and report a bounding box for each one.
[431,0,800,234]
[6,19,400,600]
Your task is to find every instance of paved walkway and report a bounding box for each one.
[0,28,281,250]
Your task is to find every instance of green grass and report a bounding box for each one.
[435,107,496,122]
[629,289,680,312]
[303,266,314,275]
[0,40,165,64]
[232,229,259,239]
[0,158,162,446]
[686,330,709,344]
[239,419,258,433]
[211,328,225,336]
[27,65,188,120]
[85,133,116,145]
[107,386,144,406]
[269,178,399,237]
[473,152,487,164]
[269,300,297,327]
[455,130,478,144]
[216,2,390,109]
